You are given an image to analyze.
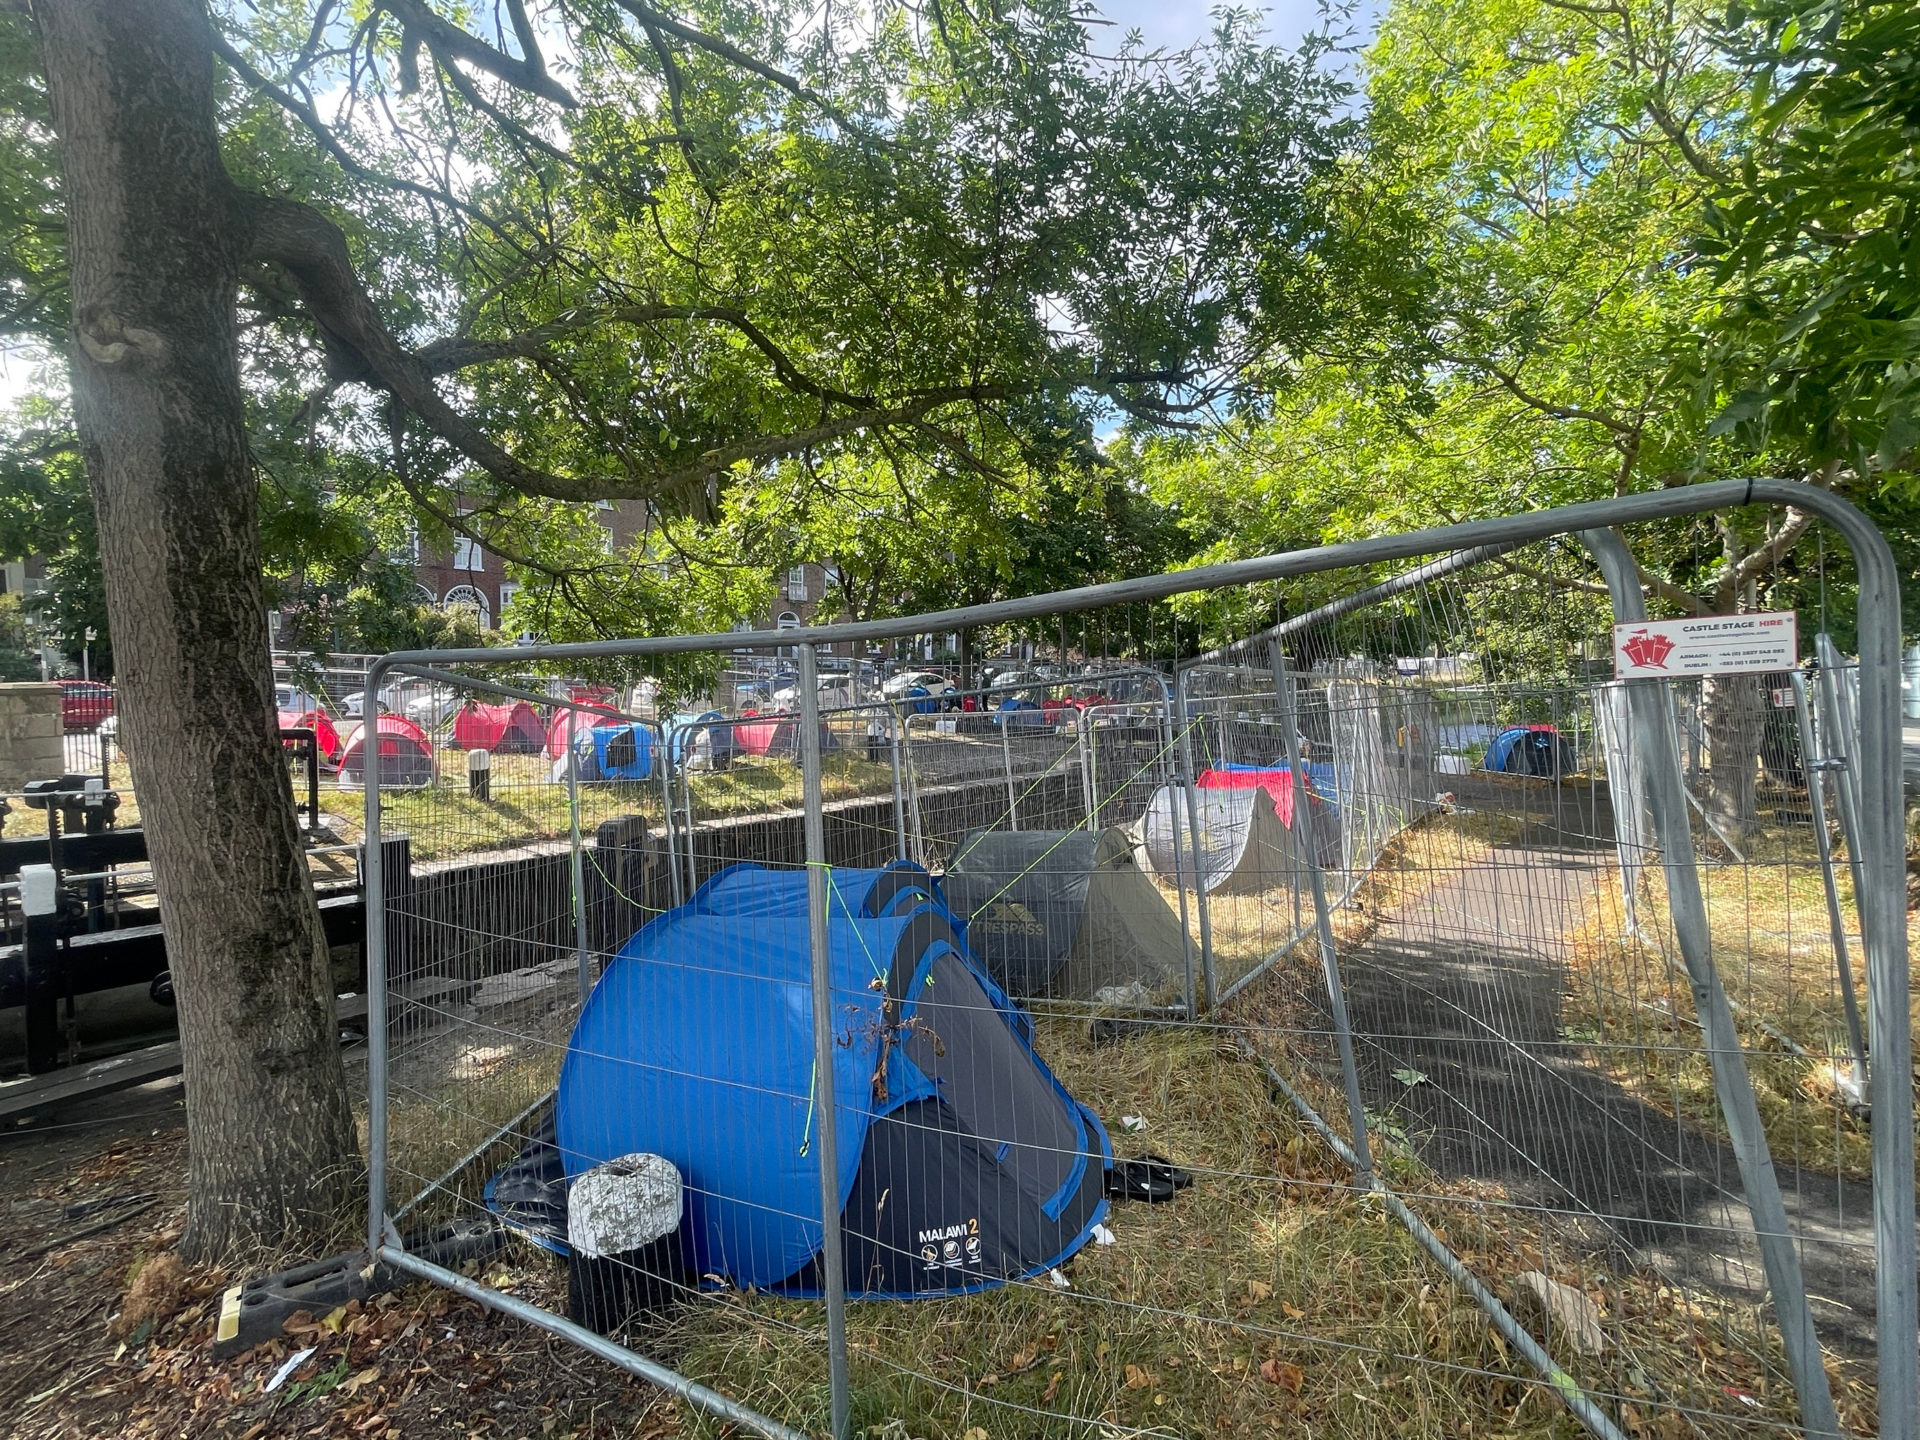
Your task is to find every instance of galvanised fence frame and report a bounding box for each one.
[358,479,1914,1440]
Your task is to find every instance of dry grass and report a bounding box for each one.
[1559,802,1919,1186]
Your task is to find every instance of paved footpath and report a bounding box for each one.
[1324,779,1887,1361]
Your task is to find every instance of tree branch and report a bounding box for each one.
[376,0,574,108]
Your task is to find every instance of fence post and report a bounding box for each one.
[887,704,908,863]
[1155,684,1199,1015]
[1077,708,1096,830]
[1788,670,1869,1084]
[1579,528,1842,1439]
[1812,634,1870,923]
[565,706,591,1008]
[796,643,851,1440]
[1270,645,1374,1180]
[660,722,684,909]
[362,662,390,1258]
[999,713,1019,829]
[1171,668,1217,1010]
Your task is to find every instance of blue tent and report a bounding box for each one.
[552,863,1109,1298]
[1483,725,1575,777]
[993,695,1047,727]
[594,722,653,780]
[669,710,737,770]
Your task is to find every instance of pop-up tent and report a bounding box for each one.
[278,708,341,766]
[550,720,655,783]
[550,863,1110,1298]
[337,714,437,788]
[453,701,546,753]
[732,711,841,759]
[668,711,738,771]
[1483,724,1576,776]
[1138,781,1328,893]
[941,828,1188,1002]
[545,708,620,760]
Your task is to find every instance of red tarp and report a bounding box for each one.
[1198,766,1303,830]
[452,700,546,753]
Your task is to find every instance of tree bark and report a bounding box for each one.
[36,0,359,1257]
[1701,670,1766,849]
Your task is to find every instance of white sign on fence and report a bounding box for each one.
[1612,611,1798,678]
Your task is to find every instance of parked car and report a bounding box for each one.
[274,682,327,713]
[60,680,115,733]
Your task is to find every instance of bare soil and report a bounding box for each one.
[0,1080,676,1440]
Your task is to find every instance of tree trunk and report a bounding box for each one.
[37,0,360,1257]
[1701,670,1766,850]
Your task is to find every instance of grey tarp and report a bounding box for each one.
[1137,784,1323,895]
[942,827,1188,1002]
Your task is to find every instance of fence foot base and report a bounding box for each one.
[210,1216,505,1359]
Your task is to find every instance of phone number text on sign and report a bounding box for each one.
[1612,611,1799,678]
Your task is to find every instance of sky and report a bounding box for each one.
[1091,0,1379,58]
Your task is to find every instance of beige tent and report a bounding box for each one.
[942,827,1190,1003]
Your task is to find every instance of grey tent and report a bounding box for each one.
[1137,783,1326,895]
[941,827,1189,1002]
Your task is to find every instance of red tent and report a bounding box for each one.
[451,701,546,753]
[545,706,621,760]
[732,710,839,758]
[338,715,437,788]
[278,708,342,765]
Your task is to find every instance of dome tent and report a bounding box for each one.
[545,707,620,760]
[941,827,1189,1002]
[551,862,1110,1299]
[549,722,655,783]
[452,700,546,753]
[337,714,436,788]
[1483,724,1576,776]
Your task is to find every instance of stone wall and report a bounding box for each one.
[0,683,61,794]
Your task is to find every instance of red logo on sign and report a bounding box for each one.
[1621,630,1676,670]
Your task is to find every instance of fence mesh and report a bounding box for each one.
[357,503,1909,1440]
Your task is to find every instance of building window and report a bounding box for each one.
[452,532,483,570]
[415,584,437,605]
[785,565,808,602]
[442,584,491,628]
[498,580,519,613]
[402,524,420,563]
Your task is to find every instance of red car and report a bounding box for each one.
[60,680,115,733]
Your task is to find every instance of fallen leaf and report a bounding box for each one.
[342,1365,382,1396]
[1391,1067,1429,1087]
[1123,1363,1155,1390]
[1006,1344,1041,1373]
[1247,1280,1273,1303]
[1281,1301,1305,1321]
[1259,1358,1304,1394]
[1041,1369,1063,1405]
[962,1429,989,1440]
[320,1305,349,1334]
